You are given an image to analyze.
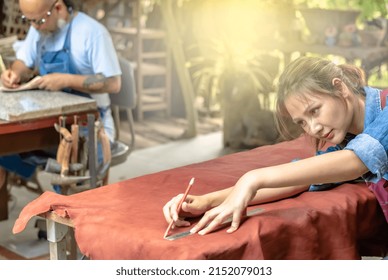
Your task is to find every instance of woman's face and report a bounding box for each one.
[284,92,356,144]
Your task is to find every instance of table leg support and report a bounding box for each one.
[46,219,69,260]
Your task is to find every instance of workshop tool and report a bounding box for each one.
[46,161,110,187]
[45,158,84,174]
[49,174,90,185]
[0,54,6,73]
[98,125,111,165]
[71,116,79,165]
[100,128,111,185]
[96,161,111,181]
[54,123,73,176]
[164,177,195,238]
[67,117,80,194]
[164,207,265,241]
[87,114,98,189]
[44,116,112,191]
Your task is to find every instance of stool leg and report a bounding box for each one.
[0,168,9,221]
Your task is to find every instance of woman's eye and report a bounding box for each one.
[311,108,319,115]
[297,120,306,127]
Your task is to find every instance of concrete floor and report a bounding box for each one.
[0,131,235,259]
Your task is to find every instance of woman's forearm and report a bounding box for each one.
[201,150,366,211]
[204,184,309,209]
[237,149,367,193]
[205,187,234,208]
[250,185,309,205]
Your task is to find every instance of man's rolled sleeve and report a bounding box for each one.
[345,134,388,181]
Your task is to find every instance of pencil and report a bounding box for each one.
[0,54,6,73]
[164,177,195,238]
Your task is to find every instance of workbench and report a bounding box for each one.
[0,89,97,155]
[13,136,388,260]
[0,89,99,221]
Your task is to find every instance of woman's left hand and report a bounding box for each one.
[190,172,258,235]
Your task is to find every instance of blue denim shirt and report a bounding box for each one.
[345,86,388,183]
[309,86,388,191]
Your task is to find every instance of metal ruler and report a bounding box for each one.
[165,207,264,241]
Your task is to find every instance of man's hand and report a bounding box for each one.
[35,73,69,91]
[1,69,21,88]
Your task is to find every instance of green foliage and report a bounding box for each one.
[186,39,277,115]
[357,0,388,19]
[295,0,388,19]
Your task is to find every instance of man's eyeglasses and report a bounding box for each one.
[20,0,58,26]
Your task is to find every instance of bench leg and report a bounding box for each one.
[46,219,69,260]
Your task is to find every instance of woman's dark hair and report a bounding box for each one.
[275,56,366,150]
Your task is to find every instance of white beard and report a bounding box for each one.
[57,18,67,29]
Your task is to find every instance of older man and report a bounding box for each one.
[1,0,121,141]
[0,0,122,216]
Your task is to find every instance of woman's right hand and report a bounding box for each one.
[162,194,210,227]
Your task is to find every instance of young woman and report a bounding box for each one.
[163,56,388,235]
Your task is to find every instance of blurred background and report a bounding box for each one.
[1,0,388,260]
[2,0,388,149]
